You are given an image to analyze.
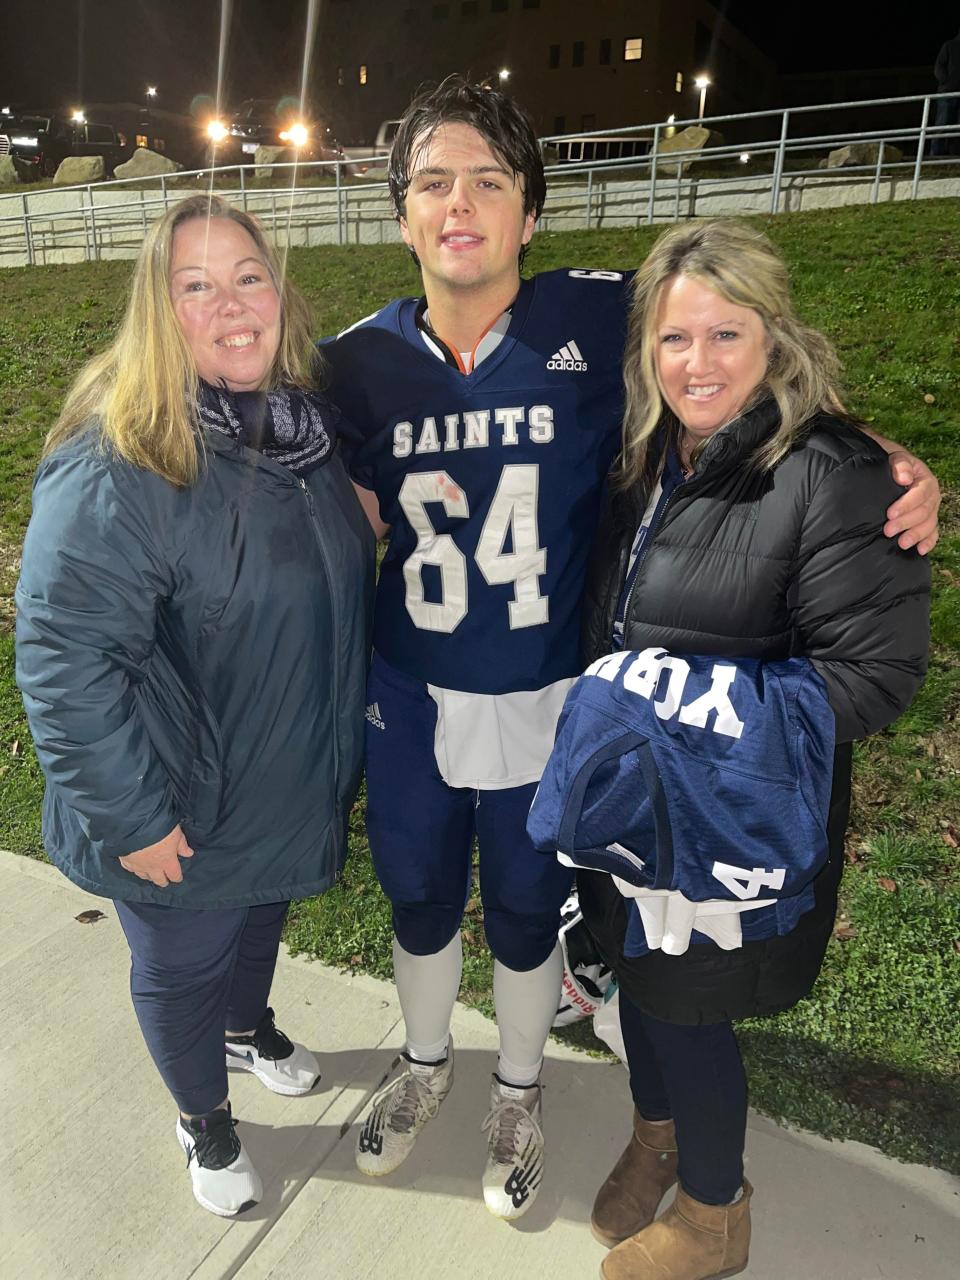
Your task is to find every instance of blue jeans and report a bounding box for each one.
[618,988,748,1205]
[115,898,288,1114]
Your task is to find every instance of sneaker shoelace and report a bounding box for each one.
[184,1113,242,1171]
[229,1007,294,1064]
[374,1068,443,1136]
[481,1098,544,1166]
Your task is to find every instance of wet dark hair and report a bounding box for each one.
[388,74,546,270]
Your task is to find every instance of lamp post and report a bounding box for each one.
[694,74,711,121]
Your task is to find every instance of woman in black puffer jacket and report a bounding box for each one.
[578,221,930,1280]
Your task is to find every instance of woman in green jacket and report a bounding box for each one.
[16,196,374,1219]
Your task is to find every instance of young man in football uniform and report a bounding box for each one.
[321,77,939,1221]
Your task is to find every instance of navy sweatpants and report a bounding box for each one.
[618,988,748,1205]
[114,899,289,1115]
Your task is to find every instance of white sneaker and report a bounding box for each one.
[481,1075,544,1220]
[225,1007,320,1096]
[356,1040,455,1176]
[176,1105,263,1217]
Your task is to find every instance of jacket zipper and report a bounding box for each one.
[619,479,690,639]
[298,475,342,795]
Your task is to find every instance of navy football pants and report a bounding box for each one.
[618,988,747,1205]
[114,899,288,1115]
[363,654,573,971]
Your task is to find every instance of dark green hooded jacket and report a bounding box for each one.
[16,428,374,907]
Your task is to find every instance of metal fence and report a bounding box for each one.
[0,92,957,268]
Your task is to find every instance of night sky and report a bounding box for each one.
[2,1,957,114]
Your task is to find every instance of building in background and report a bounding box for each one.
[315,0,777,143]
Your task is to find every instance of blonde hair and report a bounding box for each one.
[619,219,850,488]
[45,195,318,486]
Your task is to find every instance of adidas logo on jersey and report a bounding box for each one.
[365,702,385,730]
[547,340,588,372]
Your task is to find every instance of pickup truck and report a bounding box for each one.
[339,120,400,175]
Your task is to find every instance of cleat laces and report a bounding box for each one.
[482,1097,544,1166]
[374,1069,443,1135]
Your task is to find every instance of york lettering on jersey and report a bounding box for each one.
[393,405,554,458]
[586,647,746,740]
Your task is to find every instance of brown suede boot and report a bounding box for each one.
[600,1181,752,1280]
[591,1111,679,1248]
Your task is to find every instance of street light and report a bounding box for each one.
[71,108,86,124]
[146,86,158,98]
[498,68,510,83]
[694,74,711,121]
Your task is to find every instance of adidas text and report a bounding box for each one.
[365,702,385,731]
[547,339,587,372]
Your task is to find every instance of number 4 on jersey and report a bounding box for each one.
[399,464,549,634]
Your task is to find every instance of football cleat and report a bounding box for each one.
[481,1074,544,1220]
[355,1040,454,1176]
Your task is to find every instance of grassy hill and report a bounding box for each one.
[1,199,957,1169]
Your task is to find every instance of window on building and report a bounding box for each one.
[548,44,560,69]
[572,41,585,67]
[359,64,368,85]
[675,71,683,92]
[461,0,478,15]
[403,7,418,21]
[522,0,540,8]
[432,2,449,17]
[154,137,165,152]
[491,0,508,10]
[581,113,596,131]
[599,38,611,65]
[553,115,565,134]
[624,37,642,61]
[135,134,148,149]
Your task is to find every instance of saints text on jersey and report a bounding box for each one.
[392,405,555,457]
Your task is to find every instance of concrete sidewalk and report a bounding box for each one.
[2,853,957,1280]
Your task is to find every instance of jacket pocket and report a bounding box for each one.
[134,644,224,837]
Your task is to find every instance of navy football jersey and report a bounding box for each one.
[323,269,631,695]
[527,647,836,935]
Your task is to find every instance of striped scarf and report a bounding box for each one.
[197,379,335,476]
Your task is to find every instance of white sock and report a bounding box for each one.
[393,932,462,1064]
[493,943,563,1088]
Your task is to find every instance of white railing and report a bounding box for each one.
[0,93,957,267]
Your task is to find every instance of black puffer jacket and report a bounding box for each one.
[577,400,930,1024]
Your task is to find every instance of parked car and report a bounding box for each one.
[208,99,345,172]
[340,120,401,175]
[0,109,127,177]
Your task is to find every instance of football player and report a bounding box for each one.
[322,76,940,1220]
